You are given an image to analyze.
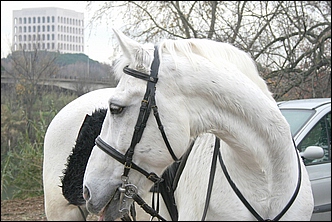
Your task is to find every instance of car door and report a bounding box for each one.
[298,111,331,221]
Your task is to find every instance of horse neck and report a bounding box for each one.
[160,59,297,173]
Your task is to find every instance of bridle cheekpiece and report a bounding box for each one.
[95,46,178,221]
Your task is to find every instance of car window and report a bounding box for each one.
[298,112,331,165]
[280,109,315,136]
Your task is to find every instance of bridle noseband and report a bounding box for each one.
[95,46,179,221]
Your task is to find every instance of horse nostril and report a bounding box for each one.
[83,185,90,201]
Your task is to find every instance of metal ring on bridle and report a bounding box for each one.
[121,184,138,198]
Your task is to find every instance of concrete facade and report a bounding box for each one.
[12,7,84,54]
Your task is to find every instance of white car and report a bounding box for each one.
[278,98,331,221]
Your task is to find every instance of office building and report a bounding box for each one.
[12,7,84,54]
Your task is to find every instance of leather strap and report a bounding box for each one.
[201,137,220,220]
[95,136,162,183]
[217,137,302,221]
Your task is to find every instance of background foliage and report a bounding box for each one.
[1,85,77,199]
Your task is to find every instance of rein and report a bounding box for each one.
[204,137,302,221]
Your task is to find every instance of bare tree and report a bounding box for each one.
[87,1,331,101]
[1,48,58,124]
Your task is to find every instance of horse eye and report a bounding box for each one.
[109,103,124,114]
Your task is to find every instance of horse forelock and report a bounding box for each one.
[113,42,155,81]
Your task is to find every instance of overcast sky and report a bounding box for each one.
[1,1,122,64]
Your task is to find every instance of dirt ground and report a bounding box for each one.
[1,196,98,221]
[1,196,47,221]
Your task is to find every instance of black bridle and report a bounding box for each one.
[94,45,302,221]
[95,46,179,221]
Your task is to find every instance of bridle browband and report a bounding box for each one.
[94,45,302,221]
[95,46,179,221]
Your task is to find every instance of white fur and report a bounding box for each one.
[45,30,313,221]
[83,29,313,220]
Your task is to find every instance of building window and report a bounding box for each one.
[42,25,45,32]
[33,17,36,23]
[47,25,50,32]
[38,17,40,23]
[28,26,31,32]
[52,25,54,32]
[28,17,31,24]
[42,17,45,23]
[47,16,50,23]
[52,16,55,23]
[33,26,36,32]
[24,17,27,24]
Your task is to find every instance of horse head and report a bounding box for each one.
[83,29,191,220]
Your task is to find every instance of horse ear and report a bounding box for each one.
[112,28,141,61]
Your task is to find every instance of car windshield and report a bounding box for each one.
[280,109,316,136]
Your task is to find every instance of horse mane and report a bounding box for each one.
[113,37,272,99]
[159,38,273,99]
[60,108,107,206]
[160,39,253,71]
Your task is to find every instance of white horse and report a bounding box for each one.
[42,40,272,220]
[82,29,313,221]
